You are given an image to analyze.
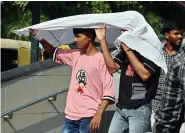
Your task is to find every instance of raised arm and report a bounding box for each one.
[95,25,158,81]
[121,43,151,81]
[29,29,55,57]
[29,29,76,67]
[95,25,120,74]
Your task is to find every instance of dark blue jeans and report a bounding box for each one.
[61,117,96,133]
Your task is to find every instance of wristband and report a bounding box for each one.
[33,34,43,41]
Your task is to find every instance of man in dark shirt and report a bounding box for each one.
[115,49,160,109]
[95,25,161,133]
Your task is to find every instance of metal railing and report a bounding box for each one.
[1,88,68,119]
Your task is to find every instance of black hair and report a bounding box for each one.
[73,28,96,41]
[161,21,183,35]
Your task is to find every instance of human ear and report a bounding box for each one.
[165,32,169,40]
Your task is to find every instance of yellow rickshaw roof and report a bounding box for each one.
[0,38,31,49]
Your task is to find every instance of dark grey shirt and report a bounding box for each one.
[152,48,177,113]
[154,46,185,133]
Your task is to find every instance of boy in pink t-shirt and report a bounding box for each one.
[30,28,115,133]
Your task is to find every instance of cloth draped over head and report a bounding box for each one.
[13,11,167,73]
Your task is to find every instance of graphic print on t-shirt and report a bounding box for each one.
[74,69,87,95]
[125,64,134,76]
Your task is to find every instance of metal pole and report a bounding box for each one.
[31,1,40,63]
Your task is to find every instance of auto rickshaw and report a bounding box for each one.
[1,38,31,72]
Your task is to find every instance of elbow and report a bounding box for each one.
[141,72,151,81]
[107,62,120,74]
[108,68,117,74]
[107,66,119,74]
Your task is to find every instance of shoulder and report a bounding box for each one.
[93,52,106,68]
[57,48,80,55]
[171,50,185,74]
[71,49,81,55]
[173,48,185,67]
[98,52,105,63]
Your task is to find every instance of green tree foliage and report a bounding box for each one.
[1,1,184,40]
[145,12,164,36]
[91,1,112,13]
[1,1,48,40]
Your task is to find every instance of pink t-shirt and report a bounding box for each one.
[53,48,115,120]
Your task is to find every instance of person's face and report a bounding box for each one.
[165,29,183,47]
[74,33,90,49]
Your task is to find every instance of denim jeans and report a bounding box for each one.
[108,103,152,133]
[61,117,96,133]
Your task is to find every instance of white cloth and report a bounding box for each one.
[180,123,185,133]
[12,11,167,73]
